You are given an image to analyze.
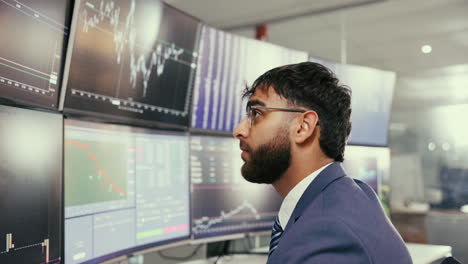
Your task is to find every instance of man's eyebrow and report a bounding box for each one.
[246,99,266,109]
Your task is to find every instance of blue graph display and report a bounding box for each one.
[191,25,308,133]
[310,57,396,146]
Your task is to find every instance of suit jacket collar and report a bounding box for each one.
[284,161,346,230]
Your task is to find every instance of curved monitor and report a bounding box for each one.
[60,0,201,129]
[191,25,308,134]
[0,0,72,109]
[190,135,281,239]
[310,57,396,147]
[64,119,190,263]
[0,105,63,264]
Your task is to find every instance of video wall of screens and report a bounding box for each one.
[0,105,63,264]
[310,57,396,146]
[64,119,190,263]
[60,0,201,129]
[0,0,72,109]
[190,135,282,239]
[342,145,390,195]
[191,25,309,134]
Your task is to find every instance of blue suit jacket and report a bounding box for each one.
[267,162,412,264]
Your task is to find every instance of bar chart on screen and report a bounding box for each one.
[0,233,58,264]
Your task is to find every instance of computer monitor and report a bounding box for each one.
[190,135,282,239]
[0,105,63,264]
[64,119,190,263]
[438,166,468,209]
[191,25,308,134]
[0,0,72,109]
[310,57,396,146]
[343,145,390,195]
[60,0,201,129]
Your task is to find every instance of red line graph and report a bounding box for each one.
[65,140,128,196]
[66,140,89,150]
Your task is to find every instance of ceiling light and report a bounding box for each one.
[421,45,432,54]
[428,142,436,151]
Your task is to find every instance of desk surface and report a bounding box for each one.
[407,243,452,264]
[181,243,452,264]
[181,254,267,264]
[249,243,453,264]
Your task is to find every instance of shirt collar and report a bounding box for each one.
[277,162,333,228]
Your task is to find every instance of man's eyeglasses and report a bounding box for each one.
[246,105,319,127]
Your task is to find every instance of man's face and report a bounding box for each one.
[233,87,293,184]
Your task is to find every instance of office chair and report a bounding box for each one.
[426,212,468,263]
[441,257,462,264]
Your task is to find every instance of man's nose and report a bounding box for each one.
[233,117,249,139]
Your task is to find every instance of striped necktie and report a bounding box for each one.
[269,216,283,256]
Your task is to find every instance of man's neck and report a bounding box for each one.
[273,155,334,199]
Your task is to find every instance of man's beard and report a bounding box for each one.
[241,127,291,184]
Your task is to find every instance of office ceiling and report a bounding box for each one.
[166,0,468,112]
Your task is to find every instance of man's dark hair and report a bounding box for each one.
[242,62,352,162]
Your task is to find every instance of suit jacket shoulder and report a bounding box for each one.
[267,162,412,264]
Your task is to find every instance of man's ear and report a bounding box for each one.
[294,111,319,144]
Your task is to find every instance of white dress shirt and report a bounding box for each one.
[278,162,333,229]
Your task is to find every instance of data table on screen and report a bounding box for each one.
[190,135,282,239]
[64,120,190,264]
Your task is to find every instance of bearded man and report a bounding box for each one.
[233,62,412,264]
